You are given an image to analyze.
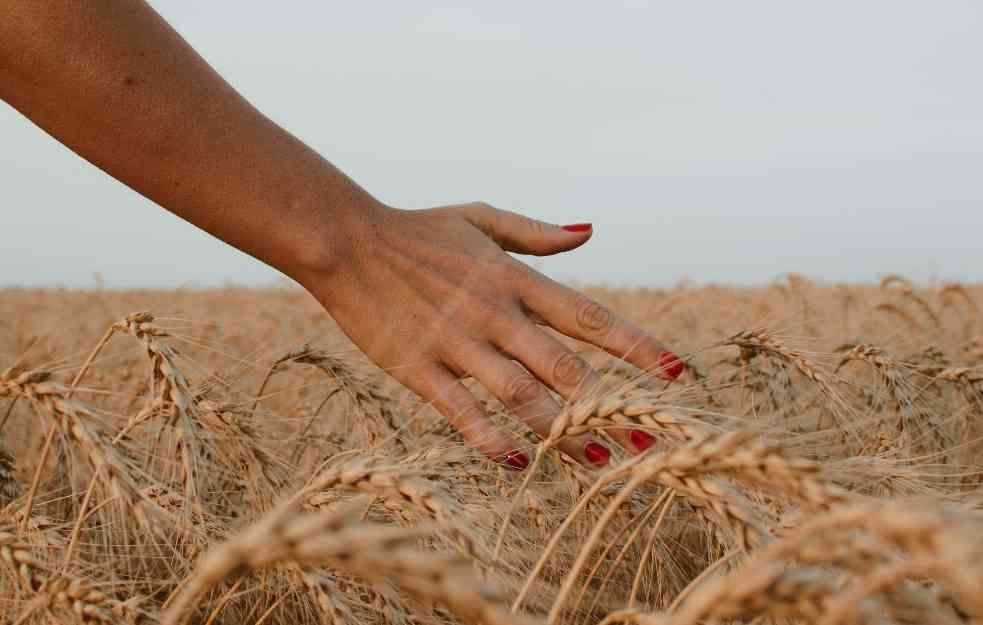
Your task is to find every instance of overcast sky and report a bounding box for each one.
[2,1,981,288]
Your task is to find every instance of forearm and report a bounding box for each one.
[0,0,378,278]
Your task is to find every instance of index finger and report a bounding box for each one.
[518,274,684,381]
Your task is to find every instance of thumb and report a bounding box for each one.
[462,203,592,256]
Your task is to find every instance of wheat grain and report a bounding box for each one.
[0,444,18,507]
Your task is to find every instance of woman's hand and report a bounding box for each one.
[298,201,684,470]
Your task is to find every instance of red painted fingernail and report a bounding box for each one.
[629,429,657,452]
[504,450,529,471]
[584,442,611,467]
[658,351,685,379]
[562,223,592,233]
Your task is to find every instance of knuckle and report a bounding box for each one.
[470,295,512,328]
[553,352,591,387]
[489,258,517,278]
[576,299,614,333]
[460,201,493,222]
[505,373,543,406]
[490,259,529,289]
[449,401,485,426]
[525,216,547,237]
[471,201,495,216]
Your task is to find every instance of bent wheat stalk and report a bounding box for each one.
[299,457,484,561]
[162,502,541,625]
[1,524,154,625]
[111,312,202,504]
[495,393,714,558]
[0,369,180,541]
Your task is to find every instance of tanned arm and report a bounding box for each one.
[0,1,370,278]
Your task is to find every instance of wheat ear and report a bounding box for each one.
[2,524,153,625]
[0,444,19,508]
[299,457,484,561]
[162,502,541,625]
[495,393,714,558]
[0,370,178,540]
[112,312,202,504]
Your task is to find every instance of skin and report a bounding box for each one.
[0,0,683,469]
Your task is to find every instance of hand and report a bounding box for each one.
[299,202,684,469]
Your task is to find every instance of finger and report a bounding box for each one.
[520,276,685,382]
[408,364,529,470]
[495,323,642,456]
[458,345,611,467]
[461,202,592,256]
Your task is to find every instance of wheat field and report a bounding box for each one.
[1,276,982,625]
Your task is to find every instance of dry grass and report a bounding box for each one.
[2,279,983,625]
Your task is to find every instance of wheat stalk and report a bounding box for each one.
[111,312,202,505]
[299,457,484,561]
[161,502,540,625]
[1,523,154,625]
[0,369,182,541]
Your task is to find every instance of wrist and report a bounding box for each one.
[287,189,394,293]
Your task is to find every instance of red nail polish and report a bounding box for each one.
[504,450,529,471]
[629,429,657,452]
[658,351,685,380]
[584,442,611,467]
[562,223,592,233]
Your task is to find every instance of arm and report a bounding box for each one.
[1,0,684,469]
[0,0,368,279]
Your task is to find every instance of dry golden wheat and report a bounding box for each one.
[2,282,983,625]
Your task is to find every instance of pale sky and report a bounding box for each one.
[2,1,982,288]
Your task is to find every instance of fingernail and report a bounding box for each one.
[658,351,685,379]
[629,429,657,452]
[562,223,592,233]
[584,442,611,467]
[504,450,529,471]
